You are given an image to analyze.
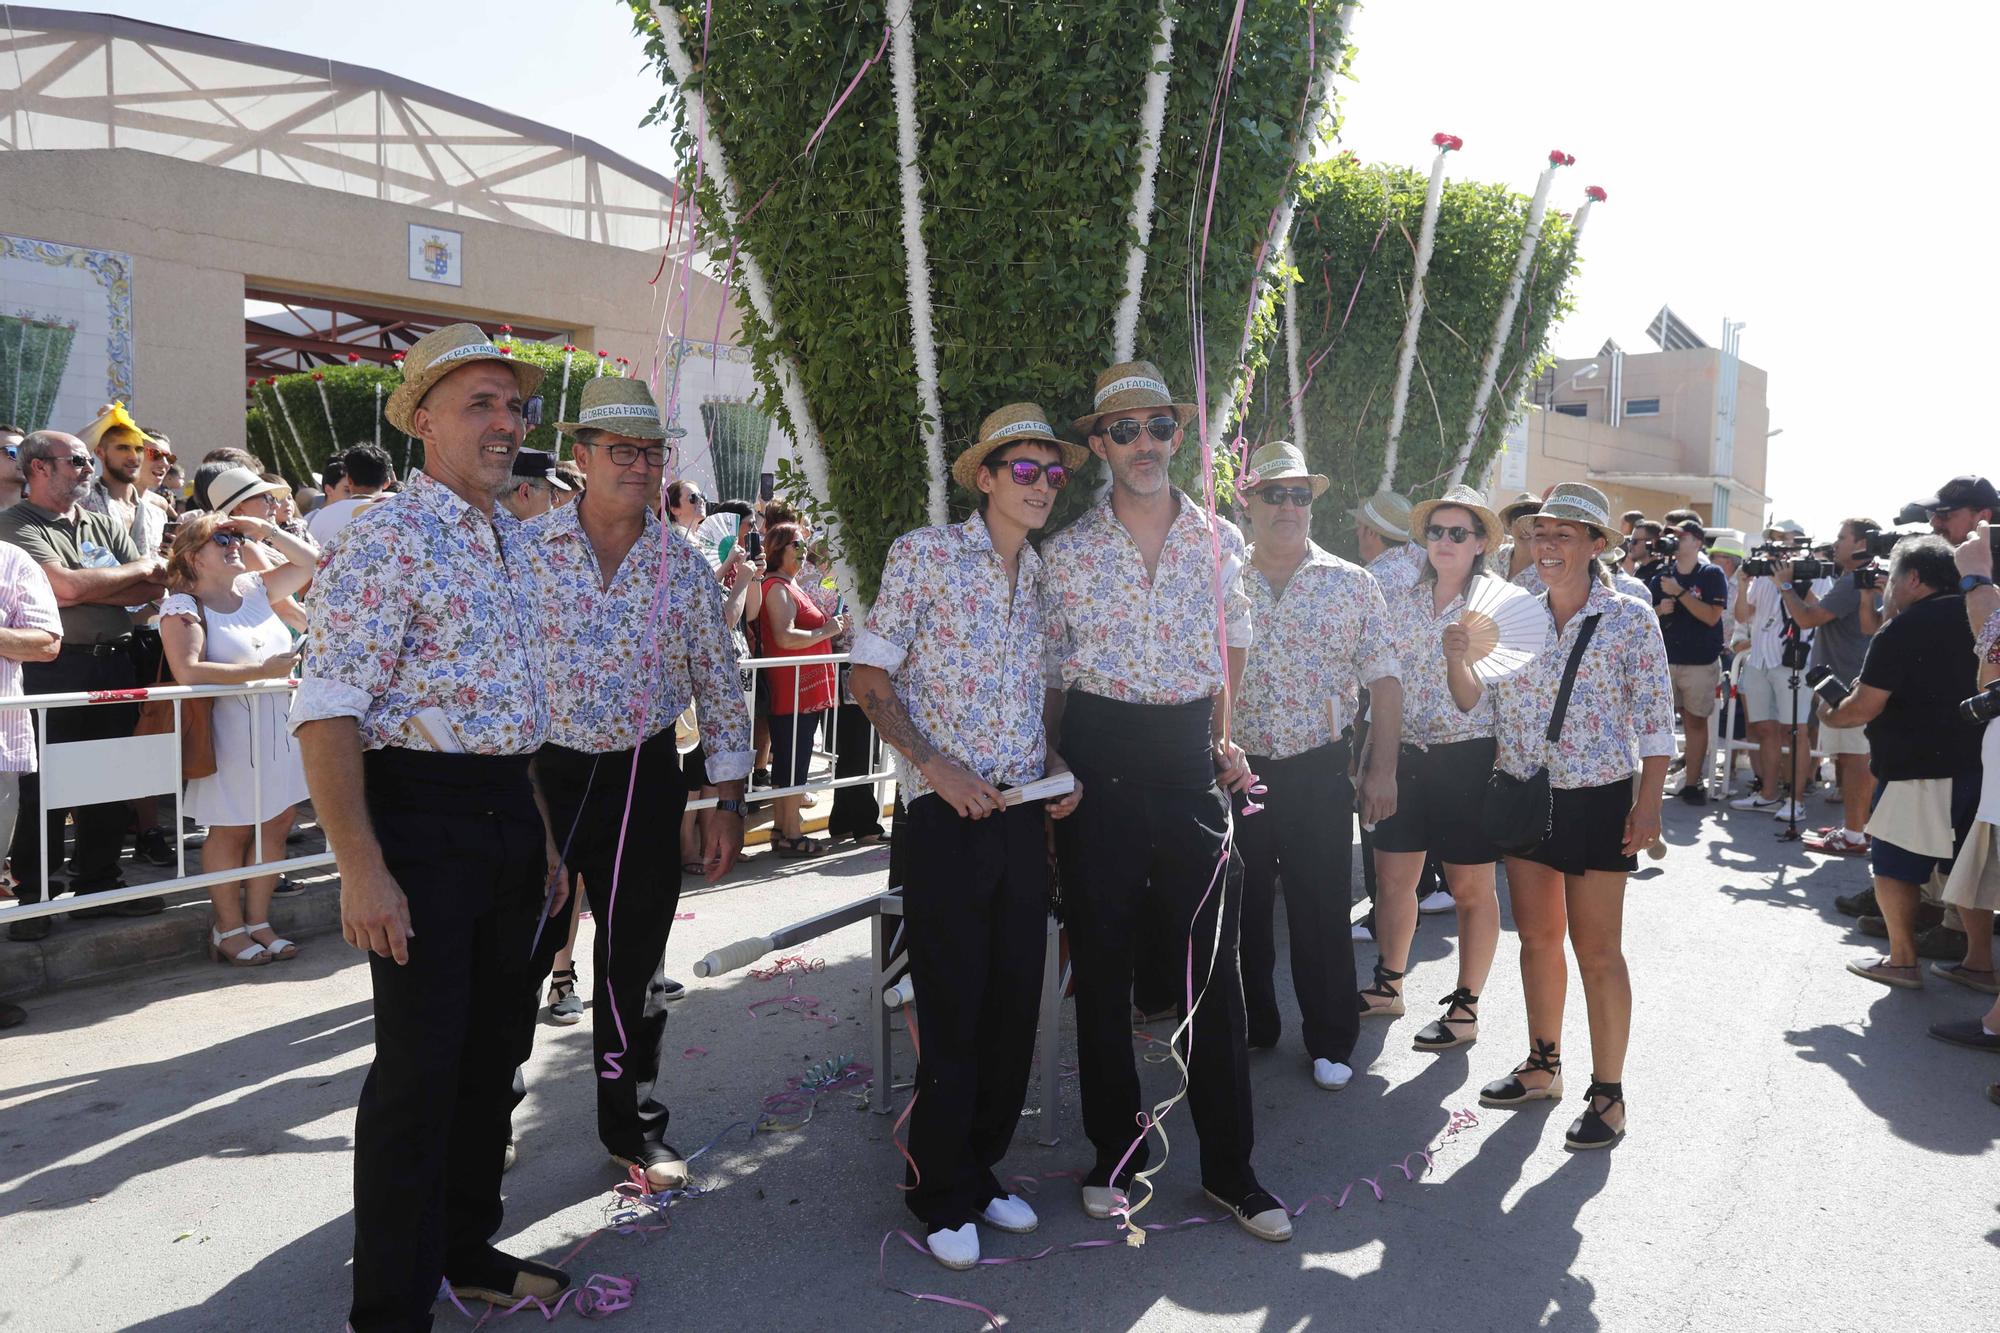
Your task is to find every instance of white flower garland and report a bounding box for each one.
[1377,141,1451,491]
[649,2,864,608]
[1111,0,1177,363]
[1282,247,1305,447]
[887,0,946,526]
[1449,158,1560,486]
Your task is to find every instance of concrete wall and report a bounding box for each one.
[0,149,734,455]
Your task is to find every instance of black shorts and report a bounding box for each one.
[1372,737,1501,865]
[1515,778,1637,876]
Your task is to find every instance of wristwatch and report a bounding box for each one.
[1962,574,1994,592]
[714,798,748,817]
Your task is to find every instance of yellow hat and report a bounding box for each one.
[78,401,156,453]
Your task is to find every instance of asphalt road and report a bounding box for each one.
[2,796,1995,1332]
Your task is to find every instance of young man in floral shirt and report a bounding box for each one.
[850,403,1084,1270]
[1041,360,1290,1244]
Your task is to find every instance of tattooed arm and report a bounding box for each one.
[851,663,1005,820]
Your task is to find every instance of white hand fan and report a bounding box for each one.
[1457,577,1547,683]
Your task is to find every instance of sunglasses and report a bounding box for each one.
[1,445,15,460]
[54,455,92,470]
[1100,415,1179,446]
[1426,523,1477,544]
[682,494,707,509]
[997,459,1068,489]
[145,447,175,462]
[210,531,246,548]
[1250,484,1314,507]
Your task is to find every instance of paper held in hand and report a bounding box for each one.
[1002,772,1077,806]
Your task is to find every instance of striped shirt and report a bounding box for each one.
[0,544,63,771]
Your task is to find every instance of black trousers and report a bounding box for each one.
[531,732,688,1156]
[9,646,138,895]
[1054,692,1256,1197]
[1237,743,1360,1063]
[900,794,1048,1229]
[348,749,547,1333]
[826,689,884,837]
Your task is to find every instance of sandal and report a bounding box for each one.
[1931,962,2000,995]
[611,1142,689,1191]
[245,922,298,961]
[771,834,823,858]
[1846,956,1922,989]
[1412,987,1479,1051]
[1356,962,1405,1018]
[208,925,270,967]
[682,860,706,876]
[446,1247,570,1308]
[1478,1038,1563,1107]
[1564,1079,1626,1150]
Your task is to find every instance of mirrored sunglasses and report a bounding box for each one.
[210,531,246,548]
[1250,484,1314,507]
[1001,459,1068,489]
[1426,523,1477,544]
[1102,415,1179,446]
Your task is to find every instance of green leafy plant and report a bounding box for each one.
[0,314,77,432]
[627,0,1352,601]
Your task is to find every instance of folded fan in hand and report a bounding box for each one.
[1457,577,1546,683]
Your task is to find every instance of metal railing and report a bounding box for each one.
[0,654,896,925]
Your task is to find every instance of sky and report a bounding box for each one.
[37,0,1996,536]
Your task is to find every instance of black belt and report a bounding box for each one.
[59,637,133,658]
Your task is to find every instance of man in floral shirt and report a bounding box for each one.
[850,403,1084,1271]
[290,323,569,1327]
[1232,442,1401,1094]
[1041,360,1289,1245]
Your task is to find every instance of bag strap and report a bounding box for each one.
[1543,612,1602,743]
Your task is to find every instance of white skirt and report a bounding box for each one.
[183,691,310,828]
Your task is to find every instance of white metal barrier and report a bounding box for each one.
[0,655,897,924]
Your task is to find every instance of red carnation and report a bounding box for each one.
[312,373,324,381]
[266,376,278,385]
[498,323,513,333]
[346,352,360,362]
[499,345,513,356]
[596,349,609,358]
[1549,149,1569,165]
[1432,131,1452,146]
[392,351,406,362]
[1585,185,1607,202]
[563,344,576,352]
[247,378,257,387]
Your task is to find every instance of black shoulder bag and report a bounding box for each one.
[1481,612,1601,854]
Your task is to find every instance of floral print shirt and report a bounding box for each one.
[290,470,545,754]
[1368,540,1425,595]
[1042,491,1252,705]
[1381,574,1495,747]
[1978,608,2000,665]
[1492,580,1675,788]
[523,504,752,778]
[1235,542,1398,760]
[852,513,1049,803]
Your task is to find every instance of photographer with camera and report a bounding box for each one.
[1623,520,1664,582]
[1648,518,1730,805]
[1773,520,1886,854]
[1924,476,1997,548]
[1818,536,1980,990]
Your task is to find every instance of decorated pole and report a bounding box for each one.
[549,345,577,459]
[256,378,314,483]
[1376,131,1460,491]
[373,381,383,449]
[1570,184,1607,249]
[1111,0,1177,364]
[647,0,865,609]
[886,0,947,526]
[1448,149,1570,486]
[1282,250,1306,447]
[313,372,339,446]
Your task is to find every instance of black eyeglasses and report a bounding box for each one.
[1,445,15,460]
[586,441,672,469]
[1101,415,1179,446]
[1250,484,1314,507]
[1426,523,1476,544]
[991,459,1068,490]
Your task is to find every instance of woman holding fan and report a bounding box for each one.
[1472,483,1674,1151]
[1359,486,1507,1051]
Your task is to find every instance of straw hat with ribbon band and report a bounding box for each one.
[1498,489,1542,535]
[1349,489,1413,543]
[1240,440,1328,499]
[1070,360,1199,437]
[1526,481,1617,541]
[78,401,157,453]
[384,322,545,435]
[206,466,283,516]
[1409,484,1503,549]
[951,403,1089,492]
[554,375,669,441]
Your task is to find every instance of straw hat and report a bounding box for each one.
[1526,481,1616,540]
[1070,360,1198,436]
[554,375,667,441]
[205,466,282,516]
[384,323,545,435]
[1241,440,1328,499]
[1498,489,1541,535]
[951,403,1088,491]
[78,401,157,452]
[1409,484,1503,548]
[1349,489,1413,542]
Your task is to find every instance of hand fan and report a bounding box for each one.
[1457,577,1548,683]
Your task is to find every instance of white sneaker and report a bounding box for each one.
[1417,889,1454,915]
[1312,1058,1353,1090]
[1080,1185,1127,1219]
[926,1222,979,1270]
[1351,920,1374,942]
[979,1194,1038,1234]
[1771,799,1805,822]
[1730,790,1780,810]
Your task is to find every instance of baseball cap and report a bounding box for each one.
[1917,475,2000,512]
[511,448,571,492]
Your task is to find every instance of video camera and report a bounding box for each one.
[1743,543,1834,581]
[1962,681,2000,725]
[1805,664,1850,708]
[1865,522,2000,563]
